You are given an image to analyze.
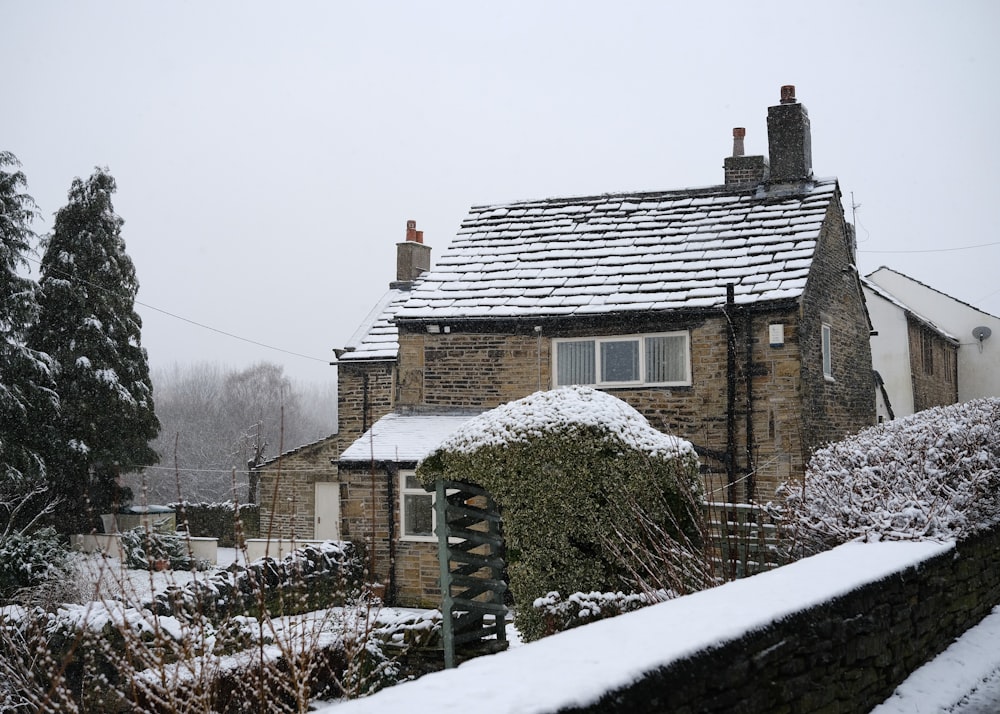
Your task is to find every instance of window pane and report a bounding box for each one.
[404,473,421,490]
[601,340,639,383]
[404,494,433,537]
[822,324,833,377]
[557,341,595,385]
[645,335,687,383]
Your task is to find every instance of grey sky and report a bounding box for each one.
[5,1,999,384]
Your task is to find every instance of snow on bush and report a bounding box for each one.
[418,386,705,642]
[774,398,1000,552]
[150,540,363,620]
[0,527,73,603]
[119,527,212,571]
[533,590,668,637]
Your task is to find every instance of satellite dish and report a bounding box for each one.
[972,326,992,342]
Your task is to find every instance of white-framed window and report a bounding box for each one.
[553,332,691,388]
[400,471,435,541]
[821,323,833,380]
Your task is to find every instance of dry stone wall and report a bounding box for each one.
[563,526,1000,714]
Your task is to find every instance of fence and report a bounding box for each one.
[702,501,783,580]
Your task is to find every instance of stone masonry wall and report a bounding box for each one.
[398,331,550,409]
[335,462,440,607]
[798,199,877,458]
[908,319,959,412]
[397,310,809,502]
[564,525,1000,714]
[337,361,397,452]
[256,437,340,540]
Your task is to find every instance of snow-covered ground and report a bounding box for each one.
[69,543,1000,714]
[871,605,1000,714]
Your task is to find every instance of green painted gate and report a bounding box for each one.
[434,479,508,668]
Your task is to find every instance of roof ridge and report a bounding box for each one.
[467,176,839,211]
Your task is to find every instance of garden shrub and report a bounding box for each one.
[533,590,659,637]
[773,398,1000,554]
[0,527,73,603]
[119,527,211,571]
[169,500,260,546]
[417,386,705,641]
[150,540,364,619]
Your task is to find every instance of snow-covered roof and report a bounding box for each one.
[338,412,479,463]
[396,178,840,321]
[337,287,412,362]
[861,277,959,343]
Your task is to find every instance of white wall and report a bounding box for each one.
[867,269,1000,403]
[865,286,915,418]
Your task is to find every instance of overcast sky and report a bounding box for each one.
[5,1,999,385]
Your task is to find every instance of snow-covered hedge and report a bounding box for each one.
[150,541,364,619]
[418,386,704,642]
[0,527,72,603]
[533,590,662,637]
[774,398,1000,552]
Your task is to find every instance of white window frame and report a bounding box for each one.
[399,471,436,542]
[552,331,692,388]
[821,323,833,380]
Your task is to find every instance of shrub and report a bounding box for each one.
[418,386,706,641]
[169,501,260,546]
[150,541,364,620]
[119,527,211,571]
[773,398,1000,554]
[0,527,73,603]
[533,590,661,637]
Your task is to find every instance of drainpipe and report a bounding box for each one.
[385,463,397,605]
[726,284,737,503]
[745,309,755,502]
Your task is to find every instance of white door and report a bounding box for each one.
[314,482,341,540]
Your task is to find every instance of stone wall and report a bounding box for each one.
[337,361,397,452]
[336,462,439,607]
[908,318,959,412]
[256,437,340,540]
[566,526,1000,714]
[396,307,817,502]
[798,199,877,458]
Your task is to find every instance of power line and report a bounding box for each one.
[859,240,1000,254]
[23,254,329,363]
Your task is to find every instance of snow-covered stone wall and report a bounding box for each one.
[328,526,1000,714]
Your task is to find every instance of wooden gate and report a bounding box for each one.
[434,479,508,668]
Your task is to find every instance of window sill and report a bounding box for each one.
[400,535,437,544]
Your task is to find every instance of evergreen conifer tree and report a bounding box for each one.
[30,167,159,532]
[0,152,59,505]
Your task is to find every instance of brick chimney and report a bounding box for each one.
[724,127,769,186]
[767,85,813,182]
[396,219,431,283]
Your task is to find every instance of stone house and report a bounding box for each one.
[864,266,1000,419]
[262,86,877,606]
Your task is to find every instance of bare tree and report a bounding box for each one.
[129,362,335,504]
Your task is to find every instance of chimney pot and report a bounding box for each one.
[732,127,746,157]
[780,85,797,104]
[405,219,417,242]
[415,230,424,244]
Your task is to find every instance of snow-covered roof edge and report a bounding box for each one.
[867,267,1000,322]
[862,277,959,343]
